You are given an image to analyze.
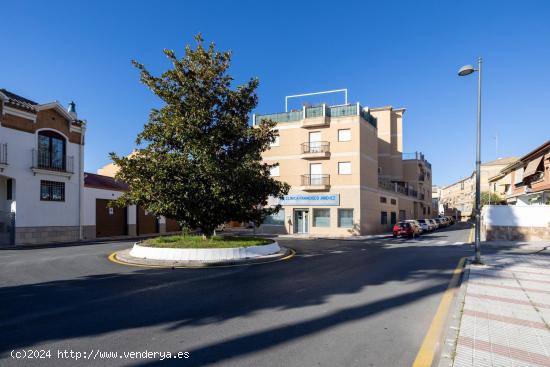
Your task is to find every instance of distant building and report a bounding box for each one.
[439,157,517,221]
[256,102,433,236]
[489,140,550,205]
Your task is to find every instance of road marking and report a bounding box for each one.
[454,242,465,245]
[411,256,466,367]
[107,249,296,269]
[468,226,474,244]
[435,240,448,245]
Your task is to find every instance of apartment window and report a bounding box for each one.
[313,208,330,227]
[390,212,397,225]
[264,209,284,225]
[380,196,387,203]
[338,162,352,175]
[7,179,12,200]
[399,210,406,220]
[390,198,396,205]
[381,211,388,225]
[338,209,353,228]
[269,165,280,177]
[514,168,524,184]
[270,134,280,147]
[338,129,351,142]
[428,207,431,215]
[40,180,65,201]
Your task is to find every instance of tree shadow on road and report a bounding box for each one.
[0,238,483,365]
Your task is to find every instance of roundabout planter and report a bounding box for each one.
[129,241,282,262]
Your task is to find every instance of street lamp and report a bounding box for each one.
[458,57,482,263]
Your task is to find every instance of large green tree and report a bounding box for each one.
[111,35,289,238]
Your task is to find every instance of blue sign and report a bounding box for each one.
[280,194,340,206]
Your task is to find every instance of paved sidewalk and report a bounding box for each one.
[453,253,550,367]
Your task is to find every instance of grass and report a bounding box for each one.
[142,235,273,249]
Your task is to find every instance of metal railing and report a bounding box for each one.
[256,110,303,124]
[32,149,74,173]
[0,143,7,165]
[301,174,330,186]
[378,177,419,198]
[403,151,432,170]
[301,141,330,154]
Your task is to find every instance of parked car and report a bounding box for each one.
[417,219,431,232]
[408,220,424,234]
[393,221,421,238]
[429,219,439,229]
[434,218,446,227]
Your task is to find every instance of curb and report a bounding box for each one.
[412,256,467,367]
[436,258,471,367]
[109,247,295,269]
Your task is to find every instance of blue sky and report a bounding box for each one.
[2,0,550,186]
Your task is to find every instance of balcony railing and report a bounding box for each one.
[0,143,7,165]
[32,149,74,173]
[301,174,330,186]
[378,177,419,198]
[255,103,378,128]
[301,141,330,154]
[403,151,432,170]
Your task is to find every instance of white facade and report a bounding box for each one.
[0,90,85,245]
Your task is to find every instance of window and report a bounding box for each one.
[264,209,284,225]
[40,180,65,201]
[270,165,280,177]
[381,211,388,225]
[270,133,280,147]
[338,129,351,142]
[338,162,351,175]
[7,179,12,200]
[313,208,330,227]
[38,130,66,170]
[399,210,406,220]
[380,196,387,203]
[390,198,396,205]
[338,209,353,228]
[514,168,524,184]
[390,212,397,225]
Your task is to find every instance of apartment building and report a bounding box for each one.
[0,89,85,245]
[256,102,433,236]
[439,157,517,221]
[489,140,550,205]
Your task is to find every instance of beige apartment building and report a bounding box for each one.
[439,157,517,220]
[257,103,433,236]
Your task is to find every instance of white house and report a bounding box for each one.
[0,89,85,245]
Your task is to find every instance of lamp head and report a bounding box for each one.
[458,64,476,76]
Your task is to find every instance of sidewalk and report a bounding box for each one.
[451,252,550,367]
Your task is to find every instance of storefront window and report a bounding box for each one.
[264,209,284,225]
[338,209,353,228]
[313,208,330,227]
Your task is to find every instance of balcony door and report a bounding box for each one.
[309,132,321,153]
[38,131,66,170]
[310,163,322,185]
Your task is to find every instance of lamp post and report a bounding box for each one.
[458,57,482,263]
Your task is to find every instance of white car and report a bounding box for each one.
[417,219,431,232]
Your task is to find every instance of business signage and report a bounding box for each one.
[279,194,340,206]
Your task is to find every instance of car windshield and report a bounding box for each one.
[418,220,426,223]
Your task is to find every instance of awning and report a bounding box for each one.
[497,173,512,185]
[523,155,543,178]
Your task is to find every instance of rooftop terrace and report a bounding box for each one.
[254,103,377,128]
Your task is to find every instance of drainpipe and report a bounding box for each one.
[78,122,86,240]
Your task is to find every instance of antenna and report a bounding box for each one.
[285,89,348,112]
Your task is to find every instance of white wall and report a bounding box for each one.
[482,205,550,227]
[83,187,137,226]
[0,125,82,228]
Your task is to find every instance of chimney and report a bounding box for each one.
[68,101,77,119]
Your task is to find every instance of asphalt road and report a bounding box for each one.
[0,224,473,367]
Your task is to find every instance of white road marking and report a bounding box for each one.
[435,241,448,245]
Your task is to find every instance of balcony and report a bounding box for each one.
[403,151,432,170]
[254,103,377,129]
[300,174,330,191]
[31,149,74,178]
[300,141,330,159]
[0,143,7,172]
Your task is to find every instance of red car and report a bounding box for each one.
[393,221,419,238]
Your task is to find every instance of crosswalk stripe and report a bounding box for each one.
[435,240,448,245]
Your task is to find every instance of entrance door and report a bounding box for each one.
[309,132,321,153]
[310,163,323,185]
[294,209,309,234]
[96,199,127,238]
